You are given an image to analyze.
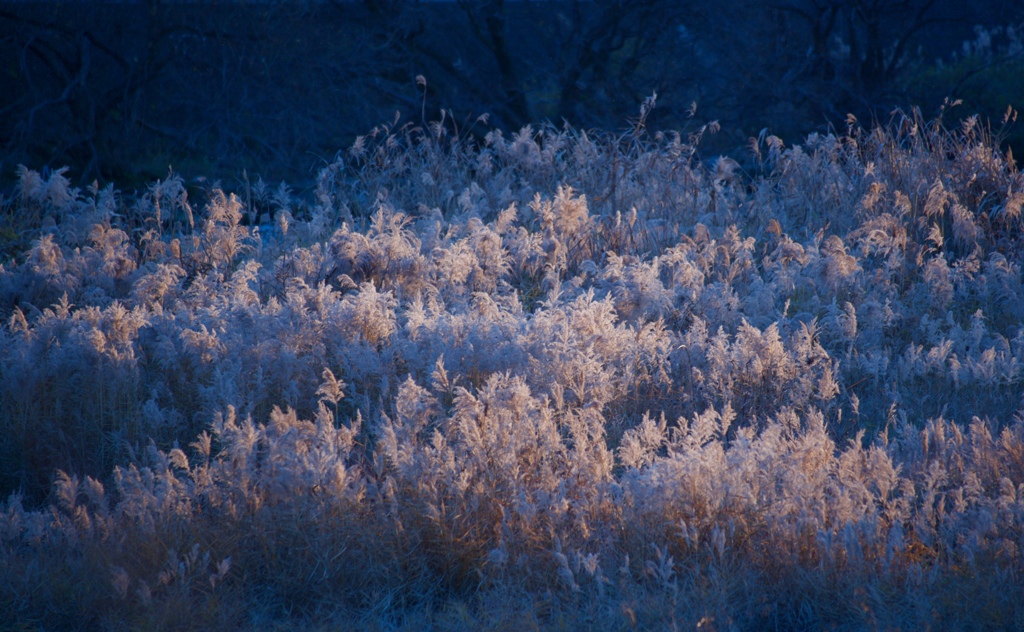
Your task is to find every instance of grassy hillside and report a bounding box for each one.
[2,110,1024,629]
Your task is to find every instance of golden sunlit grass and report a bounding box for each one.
[2,107,1024,629]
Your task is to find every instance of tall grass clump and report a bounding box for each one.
[2,106,1024,629]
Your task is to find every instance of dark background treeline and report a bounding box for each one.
[2,0,1023,192]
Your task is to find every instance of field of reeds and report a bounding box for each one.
[2,107,1024,630]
